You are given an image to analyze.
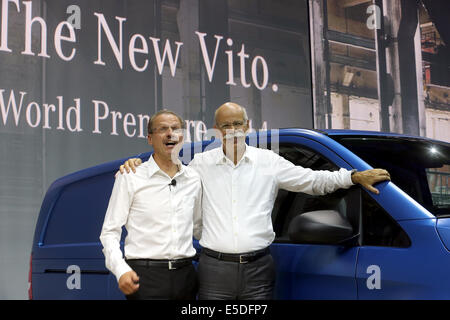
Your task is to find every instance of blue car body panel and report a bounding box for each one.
[357,219,450,299]
[30,129,450,299]
[271,243,359,299]
[437,219,450,252]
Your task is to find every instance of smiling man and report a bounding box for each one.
[100,110,202,300]
[121,102,390,300]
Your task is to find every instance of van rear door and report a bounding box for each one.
[31,159,135,299]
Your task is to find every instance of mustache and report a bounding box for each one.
[223,130,246,140]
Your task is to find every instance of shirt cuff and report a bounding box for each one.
[347,169,357,186]
[113,260,132,283]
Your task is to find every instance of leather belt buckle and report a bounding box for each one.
[239,255,249,264]
[168,261,177,270]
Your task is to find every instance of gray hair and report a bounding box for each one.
[147,109,185,134]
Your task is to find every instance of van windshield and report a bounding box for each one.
[331,136,450,217]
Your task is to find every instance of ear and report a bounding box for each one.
[244,119,250,133]
[147,134,153,146]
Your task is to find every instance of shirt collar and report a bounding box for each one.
[215,144,254,165]
[147,155,183,178]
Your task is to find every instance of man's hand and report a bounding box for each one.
[118,270,140,295]
[351,169,390,195]
[119,158,142,174]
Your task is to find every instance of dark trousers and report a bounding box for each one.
[197,252,275,300]
[125,260,198,300]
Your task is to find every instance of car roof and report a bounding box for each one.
[278,128,449,145]
[48,128,449,190]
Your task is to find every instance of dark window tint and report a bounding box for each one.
[361,191,411,247]
[272,144,358,243]
[272,143,410,248]
[278,144,338,171]
[331,136,450,217]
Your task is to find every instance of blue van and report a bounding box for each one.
[29,129,450,299]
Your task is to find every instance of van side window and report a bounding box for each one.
[271,143,410,248]
[361,191,411,248]
[272,144,358,243]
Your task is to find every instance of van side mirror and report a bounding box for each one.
[288,210,354,245]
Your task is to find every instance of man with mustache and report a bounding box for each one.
[100,110,202,300]
[121,102,390,299]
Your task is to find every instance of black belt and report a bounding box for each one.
[202,247,270,264]
[126,258,193,270]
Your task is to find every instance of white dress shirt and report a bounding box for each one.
[100,156,202,282]
[189,144,354,254]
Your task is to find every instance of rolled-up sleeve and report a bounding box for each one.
[273,152,354,195]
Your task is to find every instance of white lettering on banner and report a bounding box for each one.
[129,34,149,72]
[92,99,151,138]
[137,114,149,138]
[43,103,55,129]
[0,90,270,140]
[93,13,185,76]
[92,99,109,134]
[196,31,223,82]
[195,121,208,142]
[123,113,137,138]
[66,98,82,132]
[183,120,195,143]
[94,13,125,69]
[0,0,20,53]
[110,111,122,136]
[25,102,40,128]
[1,0,76,59]
[252,56,269,90]
[0,89,82,132]
[0,89,26,125]
[225,38,236,86]
[22,1,49,57]
[56,96,65,130]
[0,1,279,91]
[0,2,279,139]
[150,37,183,77]
[54,21,76,61]
[238,44,251,88]
[196,32,270,90]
